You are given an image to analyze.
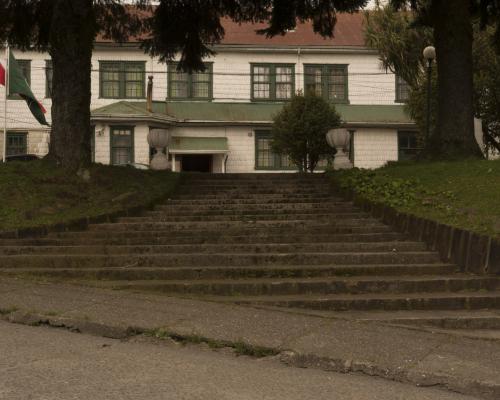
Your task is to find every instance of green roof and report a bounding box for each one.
[169,136,229,153]
[92,100,413,125]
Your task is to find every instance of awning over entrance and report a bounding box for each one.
[169,136,229,154]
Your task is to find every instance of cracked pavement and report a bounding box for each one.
[0,321,480,400]
[1,277,499,399]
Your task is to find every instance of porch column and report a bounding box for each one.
[172,154,176,172]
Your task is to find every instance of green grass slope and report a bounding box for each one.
[0,160,180,231]
[332,159,500,239]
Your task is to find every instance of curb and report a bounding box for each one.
[1,308,499,400]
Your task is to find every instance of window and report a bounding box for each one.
[100,61,145,99]
[168,63,213,100]
[46,60,53,98]
[9,60,31,100]
[6,132,28,156]
[251,64,294,101]
[398,131,421,161]
[395,75,410,103]
[304,64,348,103]
[255,131,294,170]
[110,127,134,165]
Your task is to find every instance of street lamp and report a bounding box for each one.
[423,46,436,144]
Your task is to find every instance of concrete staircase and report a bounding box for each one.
[1,173,500,330]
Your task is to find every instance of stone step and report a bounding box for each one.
[153,204,357,213]
[47,225,395,240]
[3,232,406,246]
[164,198,345,205]
[0,263,457,281]
[343,310,500,330]
[229,291,500,312]
[90,275,500,297]
[175,184,331,191]
[120,212,371,223]
[172,193,337,200]
[0,241,428,256]
[175,189,335,196]
[0,251,442,269]
[181,173,328,181]
[87,219,384,232]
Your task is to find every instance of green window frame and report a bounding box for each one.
[45,60,53,98]
[99,61,146,99]
[6,132,28,156]
[168,63,213,100]
[8,60,31,100]
[398,130,421,161]
[110,126,134,165]
[251,63,295,101]
[304,64,349,103]
[255,131,295,170]
[395,75,410,103]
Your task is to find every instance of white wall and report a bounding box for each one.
[353,128,399,169]
[0,46,401,168]
[0,46,397,131]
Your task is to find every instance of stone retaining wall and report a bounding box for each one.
[336,188,500,276]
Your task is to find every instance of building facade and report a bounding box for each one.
[0,13,418,172]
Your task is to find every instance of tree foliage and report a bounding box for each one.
[365,4,500,155]
[385,0,500,158]
[0,0,369,169]
[0,0,145,170]
[271,92,341,172]
[364,6,433,88]
[143,0,369,71]
[473,23,500,152]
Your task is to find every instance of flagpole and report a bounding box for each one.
[2,43,8,163]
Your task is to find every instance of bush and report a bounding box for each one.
[271,92,341,172]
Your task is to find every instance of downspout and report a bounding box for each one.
[146,75,153,113]
[297,47,301,94]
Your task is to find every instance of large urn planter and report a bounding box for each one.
[326,128,352,170]
[147,129,170,170]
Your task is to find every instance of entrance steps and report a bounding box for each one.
[1,173,499,330]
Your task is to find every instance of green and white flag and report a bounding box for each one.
[4,49,49,126]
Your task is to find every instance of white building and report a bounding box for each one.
[0,13,419,172]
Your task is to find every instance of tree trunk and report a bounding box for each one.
[430,0,482,158]
[48,0,94,170]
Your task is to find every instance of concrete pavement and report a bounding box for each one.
[0,321,479,400]
[1,277,499,399]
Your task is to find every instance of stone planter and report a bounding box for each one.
[147,129,170,170]
[326,128,352,169]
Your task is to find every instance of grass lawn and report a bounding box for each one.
[331,159,500,239]
[0,159,180,231]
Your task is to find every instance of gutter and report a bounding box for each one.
[91,114,415,129]
[94,42,376,55]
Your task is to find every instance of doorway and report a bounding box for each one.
[181,154,212,172]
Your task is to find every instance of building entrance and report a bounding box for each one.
[181,154,212,172]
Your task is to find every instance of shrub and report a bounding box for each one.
[271,92,341,172]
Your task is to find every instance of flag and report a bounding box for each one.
[8,49,49,126]
[0,62,5,86]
